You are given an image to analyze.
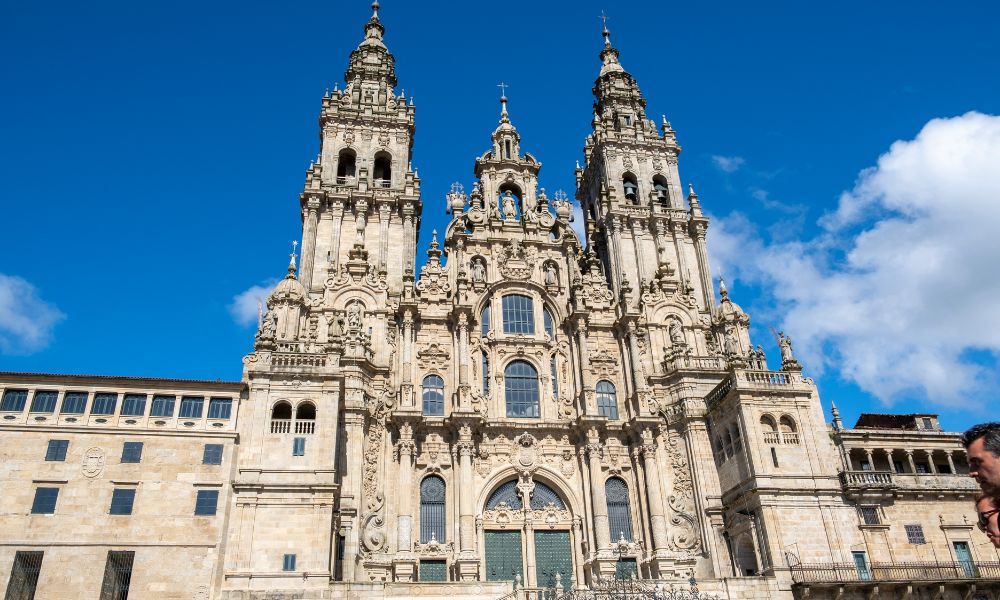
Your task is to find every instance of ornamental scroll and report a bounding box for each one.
[360,388,394,557]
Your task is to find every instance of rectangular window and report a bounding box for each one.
[207,397,232,419]
[916,463,930,474]
[482,353,490,395]
[419,560,447,582]
[203,444,223,465]
[45,439,69,462]
[29,390,58,413]
[293,437,306,456]
[1,389,28,412]
[194,489,219,515]
[60,391,88,414]
[120,394,146,417]
[99,551,134,599]
[550,356,559,398]
[852,551,871,581]
[31,487,59,514]
[6,551,44,599]
[893,460,905,473]
[91,392,118,415]
[109,488,136,515]
[282,554,296,572]
[905,524,926,544]
[121,441,143,463]
[149,394,175,417]
[334,535,345,581]
[179,396,204,419]
[501,294,535,335]
[859,506,881,525]
[922,417,934,429]
[481,305,490,336]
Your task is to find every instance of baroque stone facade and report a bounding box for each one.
[1,5,996,600]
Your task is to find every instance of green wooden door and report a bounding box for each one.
[534,530,573,590]
[485,530,523,582]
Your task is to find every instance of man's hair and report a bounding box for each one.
[962,422,1000,455]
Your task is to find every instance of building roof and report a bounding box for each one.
[0,371,244,390]
[854,413,937,430]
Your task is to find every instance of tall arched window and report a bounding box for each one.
[482,352,490,395]
[529,481,565,510]
[779,415,799,445]
[422,375,445,416]
[373,151,392,187]
[481,304,490,336]
[760,415,778,445]
[336,149,356,183]
[543,308,555,340]
[270,401,292,434]
[606,477,634,541]
[505,361,539,418]
[486,480,522,509]
[652,175,669,207]
[502,294,535,335]
[596,380,618,420]
[550,355,559,399]
[622,173,639,203]
[420,476,446,543]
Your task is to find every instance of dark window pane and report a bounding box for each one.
[195,490,219,515]
[99,551,134,600]
[481,305,490,336]
[30,391,58,413]
[502,295,535,335]
[1,389,28,412]
[31,488,59,514]
[109,489,136,515]
[282,554,296,572]
[91,393,118,415]
[486,480,523,510]
[293,437,306,456]
[504,360,539,418]
[7,551,44,599]
[45,439,69,462]
[121,442,143,463]
[203,444,223,465]
[420,476,446,543]
[596,380,618,420]
[482,353,490,395]
[179,396,204,419]
[530,481,565,510]
[150,395,175,417]
[120,394,146,417]
[606,477,633,541]
[422,375,445,416]
[543,309,555,339]
[207,397,232,420]
[60,392,88,414]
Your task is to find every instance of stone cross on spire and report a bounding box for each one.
[600,11,611,46]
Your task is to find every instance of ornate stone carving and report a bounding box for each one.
[82,447,106,478]
[417,343,450,368]
[497,239,537,280]
[664,429,700,554]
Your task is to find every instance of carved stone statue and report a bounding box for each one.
[778,331,795,363]
[347,302,363,330]
[724,326,739,356]
[501,190,517,221]
[522,192,538,222]
[258,310,276,339]
[669,320,684,346]
[544,263,557,286]
[471,258,486,283]
[328,313,344,339]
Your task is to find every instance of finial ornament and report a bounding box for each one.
[371,1,380,18]
[497,81,509,118]
[600,11,611,46]
[288,240,299,275]
[718,276,729,299]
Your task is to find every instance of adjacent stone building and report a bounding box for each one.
[1,5,996,600]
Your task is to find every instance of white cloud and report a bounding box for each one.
[0,274,65,355]
[708,112,1000,408]
[229,280,278,328]
[712,155,746,173]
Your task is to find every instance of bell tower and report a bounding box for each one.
[300,0,422,295]
[576,24,715,311]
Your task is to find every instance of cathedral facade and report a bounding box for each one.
[0,5,994,600]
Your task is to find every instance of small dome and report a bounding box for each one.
[269,259,308,305]
[714,278,747,321]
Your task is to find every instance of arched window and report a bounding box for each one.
[652,176,669,207]
[296,402,316,421]
[596,380,618,420]
[502,294,534,335]
[529,481,565,510]
[779,415,799,445]
[550,355,559,399]
[271,401,292,420]
[420,476,446,543]
[543,308,555,340]
[622,173,639,203]
[486,480,522,509]
[734,535,759,576]
[760,415,778,445]
[606,477,634,541]
[373,151,392,187]
[336,149,356,183]
[422,375,445,416]
[481,304,490,336]
[504,361,540,418]
[482,352,490,395]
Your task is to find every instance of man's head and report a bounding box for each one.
[962,422,1000,495]
[976,494,1000,548]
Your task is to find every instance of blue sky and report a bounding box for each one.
[2,1,998,432]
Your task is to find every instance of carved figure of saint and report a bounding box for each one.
[724,327,739,356]
[259,310,277,339]
[471,259,486,283]
[522,192,538,222]
[347,302,363,330]
[544,263,557,286]
[669,320,684,346]
[778,331,795,363]
[501,190,517,221]
[328,313,343,339]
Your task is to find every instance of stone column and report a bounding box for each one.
[458,440,476,553]
[882,449,895,472]
[378,202,391,271]
[457,315,470,404]
[640,432,668,552]
[300,196,321,290]
[669,220,687,280]
[863,448,874,470]
[905,450,917,474]
[946,451,956,474]
[926,450,937,474]
[626,324,647,394]
[691,222,715,310]
[396,439,416,551]
[401,311,414,407]
[576,320,595,415]
[329,200,345,271]
[630,218,647,282]
[586,440,611,551]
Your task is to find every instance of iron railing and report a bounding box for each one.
[790,561,1000,584]
[5,551,43,600]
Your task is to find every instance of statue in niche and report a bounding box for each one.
[501,190,517,221]
[669,320,684,346]
[723,326,739,356]
[328,312,344,339]
[347,302,363,330]
[522,192,538,222]
[471,258,486,283]
[544,263,557,286]
[258,310,276,339]
[778,331,795,363]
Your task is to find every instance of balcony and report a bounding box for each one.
[840,470,979,499]
[791,561,1000,585]
[270,419,315,435]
